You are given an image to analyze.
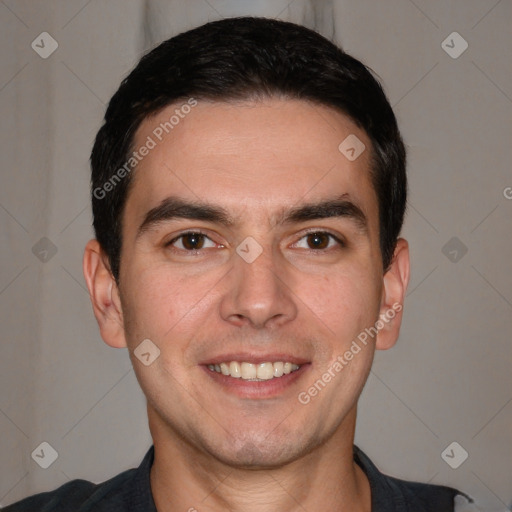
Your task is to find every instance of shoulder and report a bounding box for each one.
[1,467,138,512]
[2,446,156,512]
[385,473,474,511]
[353,444,475,512]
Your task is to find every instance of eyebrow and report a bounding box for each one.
[136,193,368,240]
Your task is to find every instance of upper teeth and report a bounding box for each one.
[207,361,300,380]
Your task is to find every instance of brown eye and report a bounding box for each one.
[306,232,330,249]
[293,231,344,251]
[181,233,205,250]
[167,232,216,251]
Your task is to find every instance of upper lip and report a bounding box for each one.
[200,353,310,366]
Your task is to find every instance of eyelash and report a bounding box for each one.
[164,229,345,254]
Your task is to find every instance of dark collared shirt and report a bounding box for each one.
[2,445,475,511]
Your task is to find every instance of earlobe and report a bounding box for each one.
[375,238,410,351]
[82,239,127,348]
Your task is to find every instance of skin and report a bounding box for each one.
[83,98,410,512]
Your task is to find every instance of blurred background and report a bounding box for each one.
[0,0,511,510]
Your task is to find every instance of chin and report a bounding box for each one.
[203,431,316,470]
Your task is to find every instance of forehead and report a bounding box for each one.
[126,98,377,230]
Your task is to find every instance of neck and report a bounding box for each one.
[148,405,371,512]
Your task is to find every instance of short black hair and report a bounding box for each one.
[90,16,406,282]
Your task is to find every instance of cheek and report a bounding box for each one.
[122,262,223,343]
[298,266,381,337]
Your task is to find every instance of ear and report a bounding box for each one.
[375,238,410,351]
[83,239,127,348]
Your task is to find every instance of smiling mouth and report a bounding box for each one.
[207,361,301,381]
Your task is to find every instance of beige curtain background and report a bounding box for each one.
[0,1,510,510]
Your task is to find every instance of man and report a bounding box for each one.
[4,16,476,512]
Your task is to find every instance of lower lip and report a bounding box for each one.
[201,364,311,399]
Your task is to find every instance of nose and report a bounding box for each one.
[219,241,298,329]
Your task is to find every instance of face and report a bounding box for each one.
[85,97,408,468]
